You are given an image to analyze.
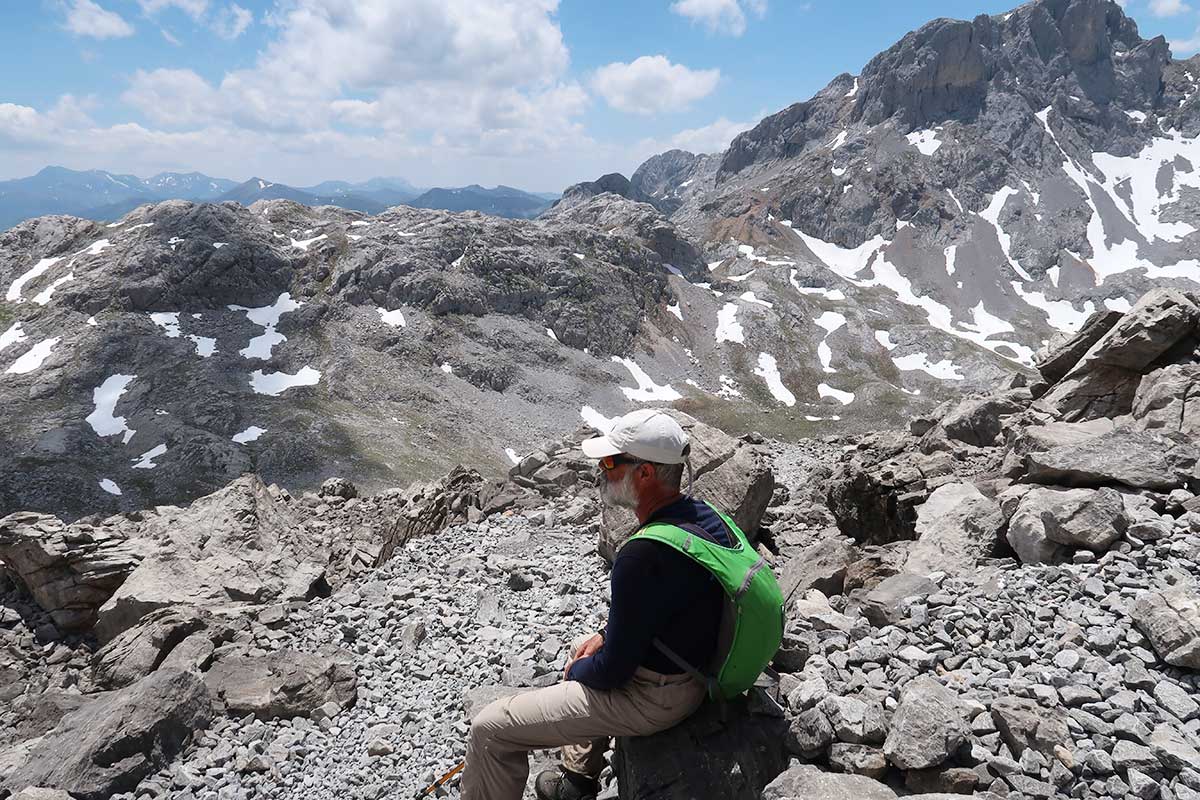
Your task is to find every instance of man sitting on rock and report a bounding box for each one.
[463,409,765,800]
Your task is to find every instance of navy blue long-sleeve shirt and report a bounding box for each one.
[567,496,732,690]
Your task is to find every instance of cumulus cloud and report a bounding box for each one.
[1150,0,1191,15]
[212,3,253,39]
[670,0,766,36]
[137,0,209,18]
[1172,28,1200,55]
[591,56,720,114]
[664,115,753,153]
[63,0,135,39]
[122,69,223,127]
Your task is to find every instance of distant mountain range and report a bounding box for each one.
[0,167,557,230]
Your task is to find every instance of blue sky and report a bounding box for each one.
[2,0,1198,191]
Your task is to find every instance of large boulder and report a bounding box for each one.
[778,537,857,601]
[0,512,147,632]
[761,763,897,800]
[923,389,1030,449]
[202,646,357,718]
[883,677,968,769]
[598,411,774,560]
[1132,364,1200,436]
[1037,290,1200,421]
[1035,309,1123,383]
[1130,588,1200,670]
[1004,485,1131,563]
[88,607,229,691]
[1003,488,1061,565]
[1000,418,1114,476]
[1036,364,1143,422]
[1077,288,1200,371]
[827,448,955,545]
[0,669,212,800]
[614,693,788,800]
[94,475,331,642]
[1024,429,1199,491]
[902,483,1004,576]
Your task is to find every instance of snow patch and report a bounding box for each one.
[230,293,302,359]
[505,447,520,465]
[716,375,742,398]
[667,303,683,321]
[7,257,64,302]
[818,383,855,405]
[1104,297,1132,313]
[5,337,60,375]
[892,352,964,380]
[874,330,897,351]
[845,77,859,98]
[99,479,122,496]
[580,405,615,433]
[150,312,181,338]
[232,426,267,444]
[0,322,27,353]
[739,291,772,308]
[32,273,74,305]
[86,374,136,443]
[905,128,943,156]
[290,234,327,251]
[611,357,681,402]
[754,353,795,406]
[249,366,321,395]
[829,130,848,150]
[189,336,216,357]
[546,327,559,341]
[132,443,167,470]
[376,307,407,327]
[715,303,745,344]
[440,363,454,374]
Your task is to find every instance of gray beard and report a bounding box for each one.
[600,470,638,509]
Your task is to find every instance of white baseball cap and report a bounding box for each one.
[581,409,690,464]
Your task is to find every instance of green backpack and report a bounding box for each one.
[631,501,784,701]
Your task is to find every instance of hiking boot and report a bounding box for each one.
[534,767,598,800]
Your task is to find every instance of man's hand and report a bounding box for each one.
[563,632,604,679]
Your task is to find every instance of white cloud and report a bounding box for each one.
[670,0,766,36]
[1150,0,1191,15]
[122,69,223,127]
[663,115,753,153]
[63,0,135,39]
[212,3,253,39]
[161,28,181,45]
[1173,28,1200,54]
[137,0,209,19]
[6,0,601,188]
[591,55,720,114]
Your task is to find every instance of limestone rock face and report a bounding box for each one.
[0,669,212,800]
[1024,429,1199,491]
[94,475,329,643]
[0,512,147,632]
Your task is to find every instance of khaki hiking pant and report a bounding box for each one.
[461,637,706,800]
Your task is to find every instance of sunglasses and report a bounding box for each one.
[599,454,642,471]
